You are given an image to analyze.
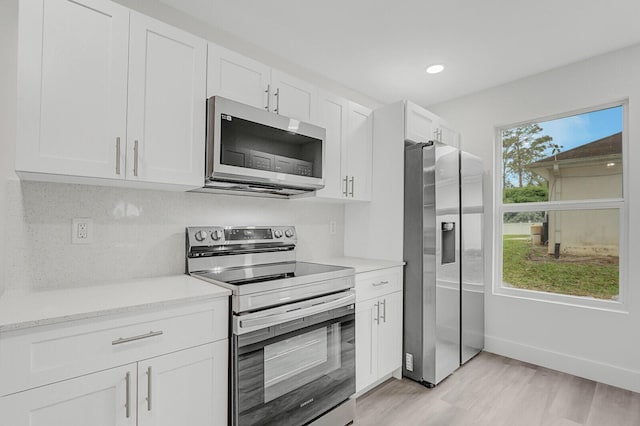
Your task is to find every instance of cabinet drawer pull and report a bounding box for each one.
[349,176,354,197]
[381,298,387,323]
[112,330,163,345]
[372,280,390,287]
[115,137,121,176]
[146,366,153,411]
[343,176,348,197]
[265,84,271,110]
[274,87,280,114]
[125,371,131,418]
[133,140,139,177]
[374,302,380,325]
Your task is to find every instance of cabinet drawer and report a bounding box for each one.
[0,298,228,396]
[355,267,403,302]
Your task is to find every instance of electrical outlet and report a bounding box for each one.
[329,221,337,235]
[405,353,414,372]
[72,218,93,244]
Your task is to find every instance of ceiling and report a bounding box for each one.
[159,0,640,106]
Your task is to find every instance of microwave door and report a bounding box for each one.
[207,96,325,191]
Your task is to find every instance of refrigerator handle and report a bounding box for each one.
[441,222,456,264]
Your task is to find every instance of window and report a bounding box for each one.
[497,103,626,307]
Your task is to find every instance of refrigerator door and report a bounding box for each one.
[460,151,484,364]
[433,143,460,384]
[402,142,460,386]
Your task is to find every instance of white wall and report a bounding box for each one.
[1,0,345,292]
[0,0,18,297]
[429,44,640,392]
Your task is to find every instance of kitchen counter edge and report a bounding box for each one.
[0,275,230,332]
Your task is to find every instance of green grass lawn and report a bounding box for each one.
[502,235,619,300]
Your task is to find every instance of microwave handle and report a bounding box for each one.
[239,292,355,331]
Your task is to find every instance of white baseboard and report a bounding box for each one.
[485,335,640,393]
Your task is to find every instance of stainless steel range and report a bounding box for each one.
[186,226,356,426]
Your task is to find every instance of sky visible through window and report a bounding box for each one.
[537,106,623,154]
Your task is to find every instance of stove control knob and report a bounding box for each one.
[211,229,222,241]
[274,230,283,238]
[285,229,294,238]
[194,230,208,242]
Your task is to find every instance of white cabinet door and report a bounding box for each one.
[0,364,137,426]
[376,291,403,377]
[16,0,129,179]
[270,69,318,123]
[207,43,270,109]
[345,102,372,201]
[127,12,207,187]
[137,342,227,426]
[405,100,438,144]
[355,298,379,393]
[314,90,348,199]
[438,122,461,148]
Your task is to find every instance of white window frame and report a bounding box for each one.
[493,100,628,312]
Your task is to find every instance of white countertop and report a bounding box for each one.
[310,257,405,274]
[0,275,230,332]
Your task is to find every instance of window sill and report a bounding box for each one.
[493,285,629,313]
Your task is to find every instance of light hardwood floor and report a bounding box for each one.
[354,352,640,426]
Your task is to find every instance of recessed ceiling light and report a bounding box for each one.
[426,64,445,74]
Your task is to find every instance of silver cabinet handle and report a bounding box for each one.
[274,87,280,114]
[372,280,390,287]
[112,330,163,345]
[146,366,152,411]
[133,140,139,177]
[265,84,270,110]
[343,176,348,197]
[381,299,386,323]
[349,176,354,197]
[115,137,121,176]
[374,302,380,325]
[125,371,131,418]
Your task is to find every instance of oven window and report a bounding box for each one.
[263,324,341,403]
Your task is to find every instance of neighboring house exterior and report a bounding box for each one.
[527,132,621,256]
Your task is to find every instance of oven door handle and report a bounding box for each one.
[238,292,355,331]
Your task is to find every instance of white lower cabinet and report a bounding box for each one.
[0,299,228,426]
[0,363,137,426]
[138,342,227,426]
[355,267,403,393]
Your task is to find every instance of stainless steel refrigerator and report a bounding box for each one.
[403,141,484,387]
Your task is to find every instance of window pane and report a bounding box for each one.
[502,209,619,300]
[502,106,623,203]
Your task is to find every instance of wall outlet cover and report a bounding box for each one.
[72,218,93,244]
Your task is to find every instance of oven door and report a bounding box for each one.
[231,297,355,426]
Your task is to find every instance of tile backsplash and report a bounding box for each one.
[4,181,344,291]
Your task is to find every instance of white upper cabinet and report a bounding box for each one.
[314,90,348,199]
[405,100,439,144]
[345,102,373,201]
[127,12,207,187]
[405,100,460,147]
[269,69,318,123]
[205,46,319,123]
[16,0,129,180]
[207,43,270,110]
[16,0,206,190]
[304,92,372,202]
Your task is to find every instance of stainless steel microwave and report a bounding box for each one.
[201,96,326,197]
